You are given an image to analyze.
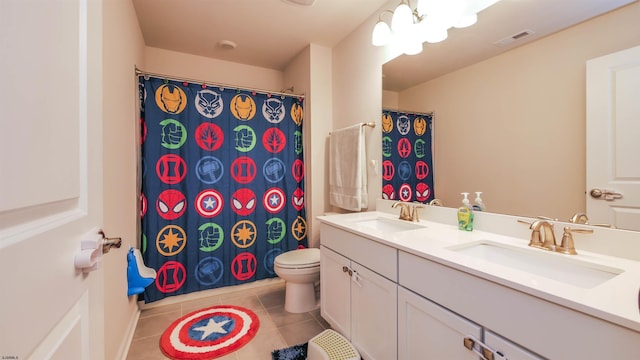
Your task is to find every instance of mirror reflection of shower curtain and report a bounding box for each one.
[139,76,308,303]
[381,109,434,203]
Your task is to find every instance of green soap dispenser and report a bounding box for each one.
[457,192,474,231]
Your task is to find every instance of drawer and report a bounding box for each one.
[320,223,397,281]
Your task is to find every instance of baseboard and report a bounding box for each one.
[116,307,141,360]
[137,278,285,310]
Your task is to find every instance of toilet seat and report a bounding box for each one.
[274,248,320,269]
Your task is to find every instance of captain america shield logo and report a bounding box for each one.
[263,187,285,214]
[160,305,260,359]
[195,189,224,218]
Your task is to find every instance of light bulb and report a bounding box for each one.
[391,3,414,34]
[372,20,392,46]
[416,0,436,16]
[403,39,423,55]
[401,25,423,55]
[418,16,448,43]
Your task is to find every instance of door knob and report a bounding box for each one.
[590,188,622,200]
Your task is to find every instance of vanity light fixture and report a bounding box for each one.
[372,0,502,55]
[218,40,237,50]
[281,0,316,6]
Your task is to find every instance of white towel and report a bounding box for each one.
[329,124,368,211]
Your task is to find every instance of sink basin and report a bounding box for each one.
[353,217,425,233]
[448,241,624,288]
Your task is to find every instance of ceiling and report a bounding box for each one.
[133,0,637,92]
[132,0,389,70]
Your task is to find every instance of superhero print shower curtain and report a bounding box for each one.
[381,109,434,203]
[139,76,308,303]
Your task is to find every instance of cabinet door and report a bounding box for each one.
[398,287,482,360]
[320,245,352,338]
[485,331,546,360]
[351,262,398,360]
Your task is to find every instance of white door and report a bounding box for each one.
[319,246,352,338]
[0,0,104,359]
[350,262,397,360]
[586,45,640,231]
[397,287,481,360]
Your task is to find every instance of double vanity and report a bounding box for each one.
[318,200,640,359]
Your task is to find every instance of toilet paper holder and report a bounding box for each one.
[99,229,122,254]
[75,228,122,272]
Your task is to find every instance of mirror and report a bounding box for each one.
[380,0,639,230]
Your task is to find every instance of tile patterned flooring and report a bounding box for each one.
[126,280,328,359]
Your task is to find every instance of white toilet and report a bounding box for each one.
[274,248,321,313]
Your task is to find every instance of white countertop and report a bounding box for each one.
[318,210,640,333]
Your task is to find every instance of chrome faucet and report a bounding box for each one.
[391,201,412,221]
[528,220,557,251]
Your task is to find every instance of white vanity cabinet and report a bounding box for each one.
[398,286,542,360]
[399,250,640,359]
[320,223,398,360]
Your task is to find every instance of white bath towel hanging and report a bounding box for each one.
[329,124,368,211]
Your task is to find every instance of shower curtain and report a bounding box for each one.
[381,109,434,203]
[139,75,307,303]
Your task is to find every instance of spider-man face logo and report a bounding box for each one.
[156,189,186,220]
[416,182,431,202]
[292,187,305,211]
[232,188,256,216]
[382,184,396,200]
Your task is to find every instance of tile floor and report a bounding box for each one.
[126,280,329,359]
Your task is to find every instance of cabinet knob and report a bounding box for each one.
[342,266,352,276]
[463,336,505,360]
[463,337,475,350]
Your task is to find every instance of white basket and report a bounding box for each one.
[307,329,360,360]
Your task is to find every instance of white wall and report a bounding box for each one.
[283,44,333,248]
[331,7,387,212]
[102,0,146,359]
[144,47,284,91]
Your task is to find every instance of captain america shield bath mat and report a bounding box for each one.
[160,305,260,359]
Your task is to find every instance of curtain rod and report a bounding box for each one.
[383,108,435,118]
[135,67,305,99]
